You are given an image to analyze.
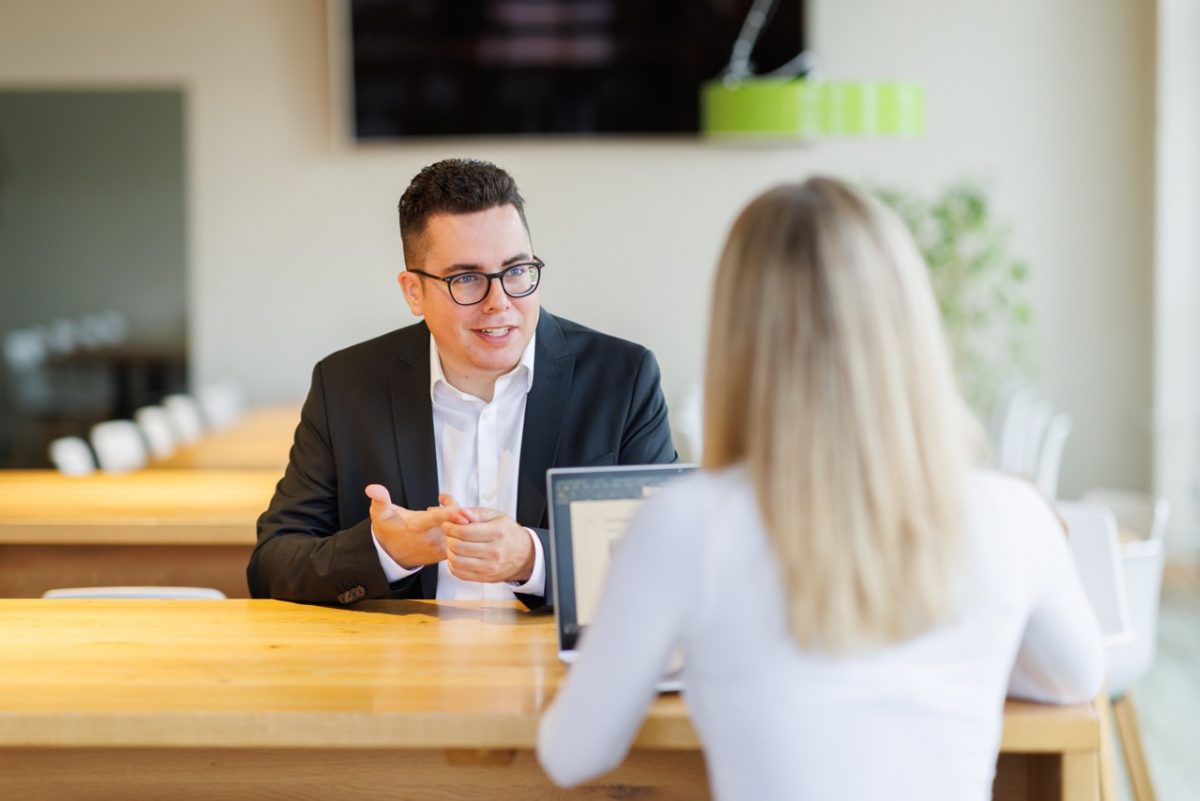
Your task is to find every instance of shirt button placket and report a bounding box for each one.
[478,405,498,507]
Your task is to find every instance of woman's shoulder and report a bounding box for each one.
[965,469,1066,553]
[651,465,752,508]
[967,469,1054,511]
[630,466,752,537]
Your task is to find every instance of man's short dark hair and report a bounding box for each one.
[398,158,529,267]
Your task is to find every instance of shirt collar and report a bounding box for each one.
[429,330,536,402]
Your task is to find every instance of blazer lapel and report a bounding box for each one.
[518,313,574,528]
[388,324,440,598]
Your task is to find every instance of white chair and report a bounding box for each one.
[1055,501,1135,646]
[92,309,129,345]
[41,586,226,599]
[995,386,1038,472]
[47,436,96,475]
[1035,412,1073,499]
[3,327,56,413]
[197,379,245,430]
[134,405,178,460]
[162,393,205,444]
[1080,489,1169,801]
[89,419,148,473]
[40,318,78,355]
[1019,399,1054,479]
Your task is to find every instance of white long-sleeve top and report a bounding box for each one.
[538,468,1105,801]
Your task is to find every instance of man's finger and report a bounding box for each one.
[442,520,503,543]
[365,484,403,523]
[445,536,495,561]
[364,484,392,505]
[460,506,504,523]
[446,553,492,582]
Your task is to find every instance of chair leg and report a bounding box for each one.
[1113,693,1157,801]
[1096,693,1120,801]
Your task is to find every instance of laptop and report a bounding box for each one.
[547,463,695,691]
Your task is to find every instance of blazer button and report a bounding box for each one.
[337,585,366,604]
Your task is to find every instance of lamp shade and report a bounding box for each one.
[701,79,924,138]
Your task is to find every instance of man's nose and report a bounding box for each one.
[480,275,511,312]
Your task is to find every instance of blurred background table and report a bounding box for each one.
[0,468,279,598]
[152,404,298,469]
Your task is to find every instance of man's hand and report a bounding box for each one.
[443,507,535,584]
[364,485,467,569]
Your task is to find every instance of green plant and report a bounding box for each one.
[875,183,1035,413]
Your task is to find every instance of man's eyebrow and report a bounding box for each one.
[440,253,532,274]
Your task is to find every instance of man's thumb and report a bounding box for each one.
[364,484,392,508]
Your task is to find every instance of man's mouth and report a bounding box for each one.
[475,326,515,342]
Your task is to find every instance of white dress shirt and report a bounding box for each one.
[371,334,546,600]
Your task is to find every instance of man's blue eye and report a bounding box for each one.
[453,273,482,285]
[506,265,528,277]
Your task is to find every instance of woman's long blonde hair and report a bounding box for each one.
[703,177,982,652]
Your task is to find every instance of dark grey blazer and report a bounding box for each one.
[247,312,677,609]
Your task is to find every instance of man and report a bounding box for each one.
[248,159,677,609]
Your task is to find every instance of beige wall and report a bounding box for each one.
[0,0,1155,499]
[1155,0,1200,552]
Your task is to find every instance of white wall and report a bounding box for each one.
[0,0,1155,499]
[1155,0,1200,554]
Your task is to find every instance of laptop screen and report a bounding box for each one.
[548,464,694,652]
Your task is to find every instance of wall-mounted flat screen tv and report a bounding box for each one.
[348,0,805,138]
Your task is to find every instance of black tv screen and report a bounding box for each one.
[348,0,805,138]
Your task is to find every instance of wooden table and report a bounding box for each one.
[153,405,299,469]
[0,469,280,598]
[0,599,1103,801]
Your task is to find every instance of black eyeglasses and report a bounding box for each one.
[407,259,544,306]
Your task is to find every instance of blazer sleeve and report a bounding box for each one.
[246,363,413,603]
[618,349,678,465]
[516,347,677,614]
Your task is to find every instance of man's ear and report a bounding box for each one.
[398,271,424,316]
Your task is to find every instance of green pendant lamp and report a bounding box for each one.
[701,0,924,138]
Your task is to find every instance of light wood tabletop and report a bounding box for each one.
[0,599,1102,801]
[152,404,299,469]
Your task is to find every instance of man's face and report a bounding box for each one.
[398,204,540,394]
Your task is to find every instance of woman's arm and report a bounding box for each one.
[537,481,702,787]
[1008,500,1106,704]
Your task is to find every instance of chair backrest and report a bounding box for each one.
[41,586,227,600]
[47,436,97,476]
[1078,489,1170,696]
[995,386,1038,472]
[3,327,55,410]
[89,419,148,473]
[134,405,178,460]
[162,393,206,444]
[1019,399,1054,478]
[42,318,78,355]
[1056,501,1135,646]
[1079,488,1169,544]
[197,379,245,430]
[1035,412,1072,499]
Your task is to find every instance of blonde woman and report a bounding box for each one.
[537,178,1104,800]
